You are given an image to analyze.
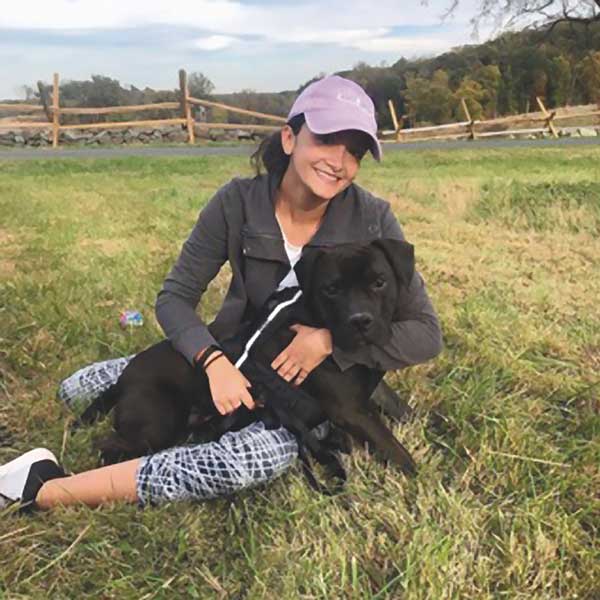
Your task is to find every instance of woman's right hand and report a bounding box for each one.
[205,356,255,415]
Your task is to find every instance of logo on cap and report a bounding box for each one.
[336,92,371,115]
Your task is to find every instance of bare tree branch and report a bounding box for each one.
[445,0,600,34]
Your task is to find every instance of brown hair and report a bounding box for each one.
[250,114,306,178]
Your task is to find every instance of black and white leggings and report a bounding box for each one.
[58,358,300,506]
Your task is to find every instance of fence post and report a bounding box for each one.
[52,73,60,148]
[179,69,195,144]
[536,96,558,138]
[460,98,477,140]
[388,99,402,142]
[397,116,405,142]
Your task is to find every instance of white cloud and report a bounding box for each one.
[191,35,237,51]
[0,1,490,98]
[347,33,466,54]
[0,1,237,30]
[0,0,478,35]
[270,28,390,44]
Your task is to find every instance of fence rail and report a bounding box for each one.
[0,69,285,147]
[386,98,600,143]
[0,103,46,113]
[59,102,181,115]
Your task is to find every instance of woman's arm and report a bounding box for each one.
[354,271,442,370]
[155,185,256,414]
[155,187,229,365]
[332,201,443,372]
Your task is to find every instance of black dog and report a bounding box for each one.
[81,239,418,479]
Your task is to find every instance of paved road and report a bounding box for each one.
[0,135,598,161]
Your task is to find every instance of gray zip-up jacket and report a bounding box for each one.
[155,174,442,372]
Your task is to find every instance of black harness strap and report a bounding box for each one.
[240,359,347,496]
[213,286,348,495]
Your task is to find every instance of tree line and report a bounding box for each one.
[343,22,600,128]
[17,21,600,130]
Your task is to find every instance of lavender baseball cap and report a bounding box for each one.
[287,75,382,161]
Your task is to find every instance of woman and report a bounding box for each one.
[0,76,442,512]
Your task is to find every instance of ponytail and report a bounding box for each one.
[250,114,305,177]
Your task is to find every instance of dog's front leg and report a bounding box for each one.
[304,363,417,476]
[335,406,417,476]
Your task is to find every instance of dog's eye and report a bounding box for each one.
[372,277,386,290]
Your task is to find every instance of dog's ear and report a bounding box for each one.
[371,238,415,289]
[294,246,323,297]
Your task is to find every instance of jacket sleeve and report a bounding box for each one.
[331,201,443,372]
[155,187,229,365]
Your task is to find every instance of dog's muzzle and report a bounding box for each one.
[348,312,375,333]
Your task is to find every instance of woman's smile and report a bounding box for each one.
[313,166,342,183]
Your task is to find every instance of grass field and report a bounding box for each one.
[0,146,598,599]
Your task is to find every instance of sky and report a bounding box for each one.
[0,0,492,100]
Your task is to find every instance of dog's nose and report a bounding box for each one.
[349,312,374,332]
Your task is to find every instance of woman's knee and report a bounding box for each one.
[57,356,134,413]
[136,422,298,506]
[222,423,299,482]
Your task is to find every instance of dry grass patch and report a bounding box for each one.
[0,260,16,277]
[77,237,129,257]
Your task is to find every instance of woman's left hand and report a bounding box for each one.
[271,324,333,386]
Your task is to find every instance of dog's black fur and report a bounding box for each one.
[81,239,418,478]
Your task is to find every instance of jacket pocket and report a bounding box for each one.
[241,228,289,308]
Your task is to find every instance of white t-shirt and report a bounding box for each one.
[277,232,303,291]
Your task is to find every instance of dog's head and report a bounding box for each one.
[295,239,415,352]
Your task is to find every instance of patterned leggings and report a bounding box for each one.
[58,358,299,506]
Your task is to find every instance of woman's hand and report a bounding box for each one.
[271,325,333,386]
[205,355,255,415]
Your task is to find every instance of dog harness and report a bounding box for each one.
[211,286,347,496]
[234,288,303,370]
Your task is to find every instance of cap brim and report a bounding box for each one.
[304,111,382,161]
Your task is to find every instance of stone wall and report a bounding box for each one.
[3,122,596,149]
[0,123,264,148]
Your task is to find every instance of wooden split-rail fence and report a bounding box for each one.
[385,97,600,142]
[2,70,598,148]
[0,69,285,148]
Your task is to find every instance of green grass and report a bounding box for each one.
[1,146,599,598]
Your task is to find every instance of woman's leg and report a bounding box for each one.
[57,356,134,413]
[33,421,298,509]
[137,421,298,505]
[36,459,140,508]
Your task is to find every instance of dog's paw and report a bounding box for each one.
[323,426,353,455]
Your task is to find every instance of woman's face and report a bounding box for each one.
[282,124,370,201]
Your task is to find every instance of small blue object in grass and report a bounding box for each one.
[119,310,144,328]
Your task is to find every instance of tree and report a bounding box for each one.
[530,68,549,107]
[454,77,487,119]
[59,75,125,108]
[497,64,519,114]
[578,50,600,102]
[548,55,572,105]
[187,72,214,98]
[404,70,455,124]
[442,1,600,33]
[474,64,502,116]
[19,85,36,101]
